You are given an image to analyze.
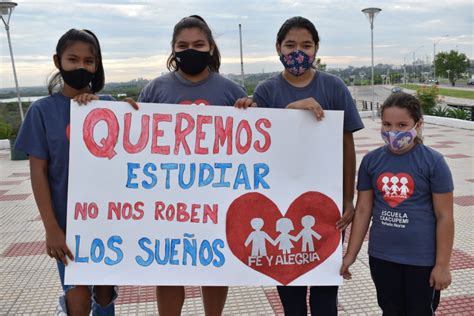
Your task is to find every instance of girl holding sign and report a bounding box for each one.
[15,29,136,315]
[138,15,253,316]
[341,92,454,315]
[253,16,364,316]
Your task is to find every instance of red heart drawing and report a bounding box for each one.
[226,191,341,285]
[376,173,414,208]
[179,99,209,106]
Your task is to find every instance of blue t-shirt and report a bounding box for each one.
[15,93,113,230]
[253,71,364,132]
[138,71,247,106]
[357,144,454,266]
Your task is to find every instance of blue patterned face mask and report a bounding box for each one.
[381,126,417,152]
[279,50,315,76]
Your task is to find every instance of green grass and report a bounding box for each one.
[400,84,474,100]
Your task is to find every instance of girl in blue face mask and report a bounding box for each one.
[253,16,364,316]
[341,92,454,315]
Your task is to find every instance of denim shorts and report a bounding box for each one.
[56,261,117,316]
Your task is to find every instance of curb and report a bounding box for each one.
[0,139,9,149]
[358,111,474,130]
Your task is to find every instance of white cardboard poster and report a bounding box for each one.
[65,100,343,286]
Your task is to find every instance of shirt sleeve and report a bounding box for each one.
[137,85,148,102]
[356,155,373,191]
[337,81,364,133]
[430,155,454,193]
[14,104,49,160]
[253,84,271,108]
[236,84,247,98]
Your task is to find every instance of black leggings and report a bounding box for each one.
[369,256,440,316]
[277,285,338,316]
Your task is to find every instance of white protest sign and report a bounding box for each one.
[65,100,343,286]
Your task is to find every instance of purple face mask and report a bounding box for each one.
[381,126,418,152]
[279,50,315,76]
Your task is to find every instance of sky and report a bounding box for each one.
[0,0,473,89]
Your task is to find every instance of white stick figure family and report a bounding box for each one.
[244,215,322,257]
[381,175,410,198]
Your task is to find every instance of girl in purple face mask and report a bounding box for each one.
[253,16,364,316]
[341,92,454,315]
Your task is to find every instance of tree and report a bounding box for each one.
[315,58,327,71]
[390,71,402,84]
[434,50,470,86]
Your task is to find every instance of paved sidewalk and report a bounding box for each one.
[1,117,473,315]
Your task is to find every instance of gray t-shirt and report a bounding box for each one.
[138,71,247,106]
[253,71,364,132]
[357,144,454,266]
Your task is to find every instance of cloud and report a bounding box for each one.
[1,0,472,88]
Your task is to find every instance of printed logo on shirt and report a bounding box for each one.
[376,172,414,207]
[179,99,210,106]
[379,209,410,228]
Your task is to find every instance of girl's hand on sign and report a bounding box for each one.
[430,265,452,290]
[73,93,99,105]
[123,97,140,110]
[286,97,324,120]
[234,97,256,109]
[45,225,74,265]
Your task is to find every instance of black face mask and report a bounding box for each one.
[175,49,211,75]
[60,68,95,90]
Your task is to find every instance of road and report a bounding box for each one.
[348,85,392,103]
[349,85,474,109]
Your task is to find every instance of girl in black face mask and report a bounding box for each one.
[15,29,126,315]
[139,15,254,108]
[170,15,221,81]
[137,15,255,316]
[47,29,105,102]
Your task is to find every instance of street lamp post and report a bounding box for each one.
[359,71,365,86]
[0,1,23,122]
[402,57,408,84]
[238,24,245,89]
[362,7,381,117]
[433,34,449,81]
[403,65,407,84]
[412,45,424,82]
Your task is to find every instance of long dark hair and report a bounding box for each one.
[166,15,221,73]
[48,29,104,95]
[380,92,424,143]
[276,16,320,46]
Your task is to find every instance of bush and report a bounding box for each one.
[0,102,29,139]
[0,121,12,139]
[430,106,450,117]
[447,107,469,120]
[416,85,440,115]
